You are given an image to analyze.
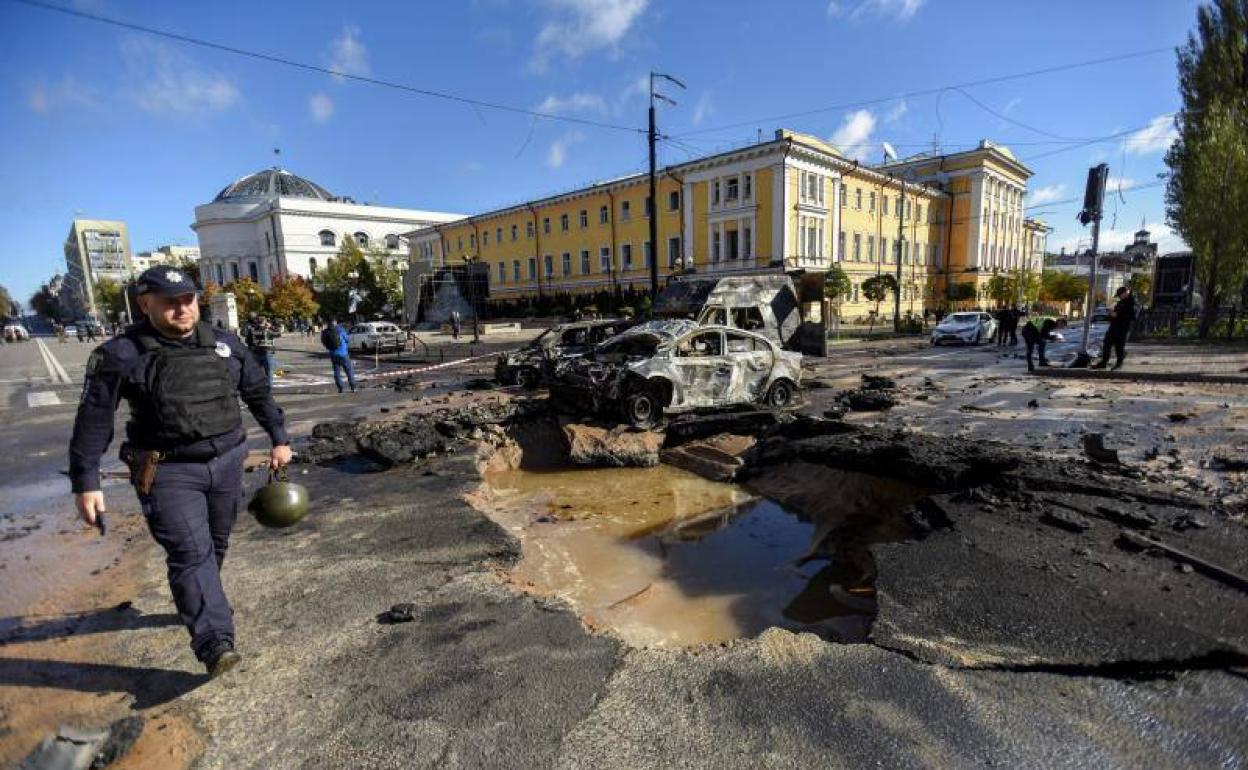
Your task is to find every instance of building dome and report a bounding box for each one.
[213,167,334,202]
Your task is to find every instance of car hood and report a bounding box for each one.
[935,321,979,332]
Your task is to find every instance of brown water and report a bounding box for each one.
[477,462,929,647]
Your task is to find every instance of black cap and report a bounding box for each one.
[136,266,200,296]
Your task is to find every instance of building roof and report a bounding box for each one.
[213,167,334,202]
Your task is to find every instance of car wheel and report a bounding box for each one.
[765,380,794,409]
[517,368,540,389]
[622,389,661,429]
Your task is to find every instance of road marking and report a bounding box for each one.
[27,391,61,407]
[34,338,73,385]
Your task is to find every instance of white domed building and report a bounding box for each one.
[192,168,462,289]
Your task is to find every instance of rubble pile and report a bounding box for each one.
[561,420,665,467]
[834,373,902,412]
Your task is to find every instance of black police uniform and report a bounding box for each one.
[68,269,288,665]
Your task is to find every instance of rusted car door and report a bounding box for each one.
[671,329,732,407]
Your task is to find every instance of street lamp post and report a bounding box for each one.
[463,255,480,344]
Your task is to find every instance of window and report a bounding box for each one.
[580,249,591,274]
[309,257,318,274]
[355,232,369,247]
[216,265,224,284]
[668,236,681,268]
[644,241,653,269]
[726,176,739,201]
[482,231,489,246]
[526,221,535,238]
[621,200,631,220]
[622,243,633,270]
[727,229,739,260]
[881,237,889,263]
[713,180,721,205]
[731,307,766,333]
[869,191,876,212]
[470,233,476,248]
[562,252,572,276]
[853,233,861,261]
[837,182,845,206]
[744,174,752,200]
[669,190,680,211]
[248,261,259,281]
[543,254,553,277]
[579,209,588,228]
[599,205,609,224]
[895,196,902,218]
[882,196,889,216]
[495,261,504,284]
[743,226,752,259]
[496,227,503,243]
[917,204,923,223]
[599,246,611,273]
[319,230,335,246]
[676,331,723,357]
[511,225,518,241]
[542,217,551,234]
[513,260,521,282]
[265,231,271,252]
[726,332,760,354]
[457,236,463,250]
[712,229,721,261]
[855,188,862,210]
[867,235,875,262]
[528,257,537,280]
[560,214,569,232]
[644,196,653,216]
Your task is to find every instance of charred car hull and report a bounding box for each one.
[495,319,634,388]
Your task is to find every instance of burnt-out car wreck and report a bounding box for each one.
[550,320,803,428]
[495,318,634,387]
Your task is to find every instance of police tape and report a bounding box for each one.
[354,348,520,381]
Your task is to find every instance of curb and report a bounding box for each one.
[1029,369,1248,385]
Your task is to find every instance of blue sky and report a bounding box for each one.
[1,0,1198,305]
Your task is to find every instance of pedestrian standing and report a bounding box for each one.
[245,315,279,388]
[1091,286,1137,370]
[450,309,462,340]
[85,322,98,343]
[1020,314,1066,372]
[1006,307,1020,345]
[995,308,1009,346]
[68,266,291,677]
[320,317,356,393]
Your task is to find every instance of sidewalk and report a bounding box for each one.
[1030,341,1248,384]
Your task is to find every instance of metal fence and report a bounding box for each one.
[1132,305,1246,341]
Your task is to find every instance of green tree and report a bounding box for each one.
[1039,270,1088,305]
[1164,0,1248,337]
[315,239,405,320]
[861,274,897,333]
[30,282,64,320]
[948,282,978,305]
[823,264,852,314]
[1126,271,1153,301]
[93,277,129,323]
[985,274,1016,307]
[0,284,15,318]
[223,277,266,320]
[266,276,320,322]
[1014,269,1041,306]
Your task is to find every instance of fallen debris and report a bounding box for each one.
[1041,509,1092,533]
[562,422,664,467]
[1210,455,1248,472]
[1116,531,1248,593]
[660,433,758,482]
[377,603,417,624]
[18,717,144,770]
[1082,433,1120,464]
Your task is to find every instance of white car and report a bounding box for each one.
[347,322,404,353]
[931,312,998,346]
[4,323,30,342]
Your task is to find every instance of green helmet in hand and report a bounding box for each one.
[249,468,310,528]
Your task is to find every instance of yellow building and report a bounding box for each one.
[407,130,1036,320]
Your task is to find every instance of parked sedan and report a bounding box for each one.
[347,322,405,353]
[930,312,998,346]
[495,318,634,387]
[551,321,802,428]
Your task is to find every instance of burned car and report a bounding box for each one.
[551,320,802,428]
[495,318,634,387]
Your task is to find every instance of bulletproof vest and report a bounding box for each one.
[133,323,242,445]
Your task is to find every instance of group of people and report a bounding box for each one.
[1001,286,1138,373]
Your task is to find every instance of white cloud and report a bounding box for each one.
[1125,115,1178,155]
[309,92,334,123]
[1106,176,1137,193]
[884,99,907,123]
[1028,184,1067,205]
[26,75,95,114]
[531,0,648,72]
[547,130,584,168]
[830,109,877,161]
[828,0,925,22]
[692,91,714,126]
[121,38,239,116]
[1053,221,1187,255]
[535,92,608,115]
[327,25,370,80]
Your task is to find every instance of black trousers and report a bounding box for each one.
[1099,326,1127,366]
[1022,329,1046,371]
[136,442,246,660]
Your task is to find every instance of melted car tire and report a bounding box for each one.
[517,368,540,389]
[622,390,662,429]
[765,379,794,409]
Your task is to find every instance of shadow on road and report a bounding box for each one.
[0,657,204,709]
[0,607,180,647]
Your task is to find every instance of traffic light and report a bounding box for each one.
[1078,163,1109,225]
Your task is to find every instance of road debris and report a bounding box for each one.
[377,603,418,624]
[1082,433,1121,464]
[561,421,663,467]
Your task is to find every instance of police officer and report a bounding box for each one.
[1020,313,1067,372]
[69,267,292,678]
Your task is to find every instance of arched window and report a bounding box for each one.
[354,232,369,248]
[319,230,336,247]
[385,234,400,250]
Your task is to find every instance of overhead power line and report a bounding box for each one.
[676,46,1172,138]
[10,0,645,135]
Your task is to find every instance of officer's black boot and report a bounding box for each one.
[203,639,241,678]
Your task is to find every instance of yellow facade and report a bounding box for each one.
[408,131,1033,317]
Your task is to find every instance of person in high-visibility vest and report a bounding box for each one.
[1020,314,1067,372]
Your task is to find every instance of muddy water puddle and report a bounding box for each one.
[479,462,928,647]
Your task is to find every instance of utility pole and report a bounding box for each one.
[649,72,685,305]
[1076,163,1109,365]
[894,178,905,331]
